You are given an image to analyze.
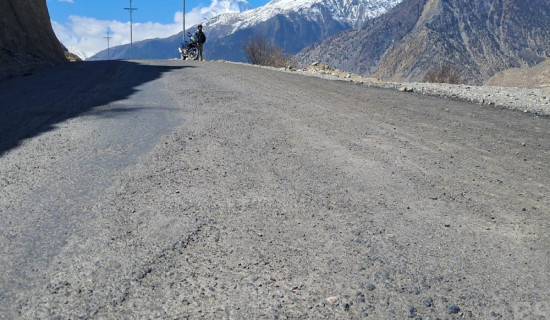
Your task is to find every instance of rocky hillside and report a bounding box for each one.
[295,0,550,84]
[485,59,550,91]
[0,0,72,80]
[90,0,401,61]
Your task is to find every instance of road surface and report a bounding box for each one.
[1,60,549,319]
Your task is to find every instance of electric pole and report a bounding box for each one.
[124,0,138,59]
[104,30,113,60]
[183,0,186,42]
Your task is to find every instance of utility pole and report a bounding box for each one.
[104,30,113,60]
[124,0,138,59]
[183,0,186,42]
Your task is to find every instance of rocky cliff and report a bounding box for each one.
[0,0,71,80]
[295,0,550,84]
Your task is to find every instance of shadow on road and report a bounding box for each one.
[0,60,188,156]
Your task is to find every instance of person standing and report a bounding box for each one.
[195,24,206,61]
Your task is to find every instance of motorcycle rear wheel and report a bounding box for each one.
[188,47,199,61]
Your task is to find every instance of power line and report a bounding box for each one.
[124,0,138,59]
[104,30,113,60]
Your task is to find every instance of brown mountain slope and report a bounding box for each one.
[295,0,550,84]
[484,59,550,91]
[0,0,71,80]
[295,0,428,77]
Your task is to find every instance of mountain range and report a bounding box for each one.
[89,0,401,61]
[295,0,550,84]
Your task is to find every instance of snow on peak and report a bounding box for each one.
[205,0,402,34]
[264,0,319,9]
[210,0,251,13]
[189,0,252,22]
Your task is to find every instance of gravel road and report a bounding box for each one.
[1,60,549,319]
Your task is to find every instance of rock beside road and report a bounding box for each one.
[0,0,72,80]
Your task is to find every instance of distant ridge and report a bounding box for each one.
[485,59,550,91]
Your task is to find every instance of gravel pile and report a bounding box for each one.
[369,82,550,116]
[246,62,550,117]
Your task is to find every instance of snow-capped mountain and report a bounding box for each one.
[64,46,89,61]
[207,0,401,32]
[90,0,401,61]
[295,0,550,84]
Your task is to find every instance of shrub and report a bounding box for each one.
[423,65,462,84]
[243,34,292,68]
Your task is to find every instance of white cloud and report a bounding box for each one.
[187,0,250,22]
[52,0,249,59]
[59,0,74,3]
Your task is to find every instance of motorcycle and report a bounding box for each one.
[179,32,199,60]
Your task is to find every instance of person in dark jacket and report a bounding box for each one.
[195,24,206,61]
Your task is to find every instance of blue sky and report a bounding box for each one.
[46,0,270,59]
[48,0,269,25]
